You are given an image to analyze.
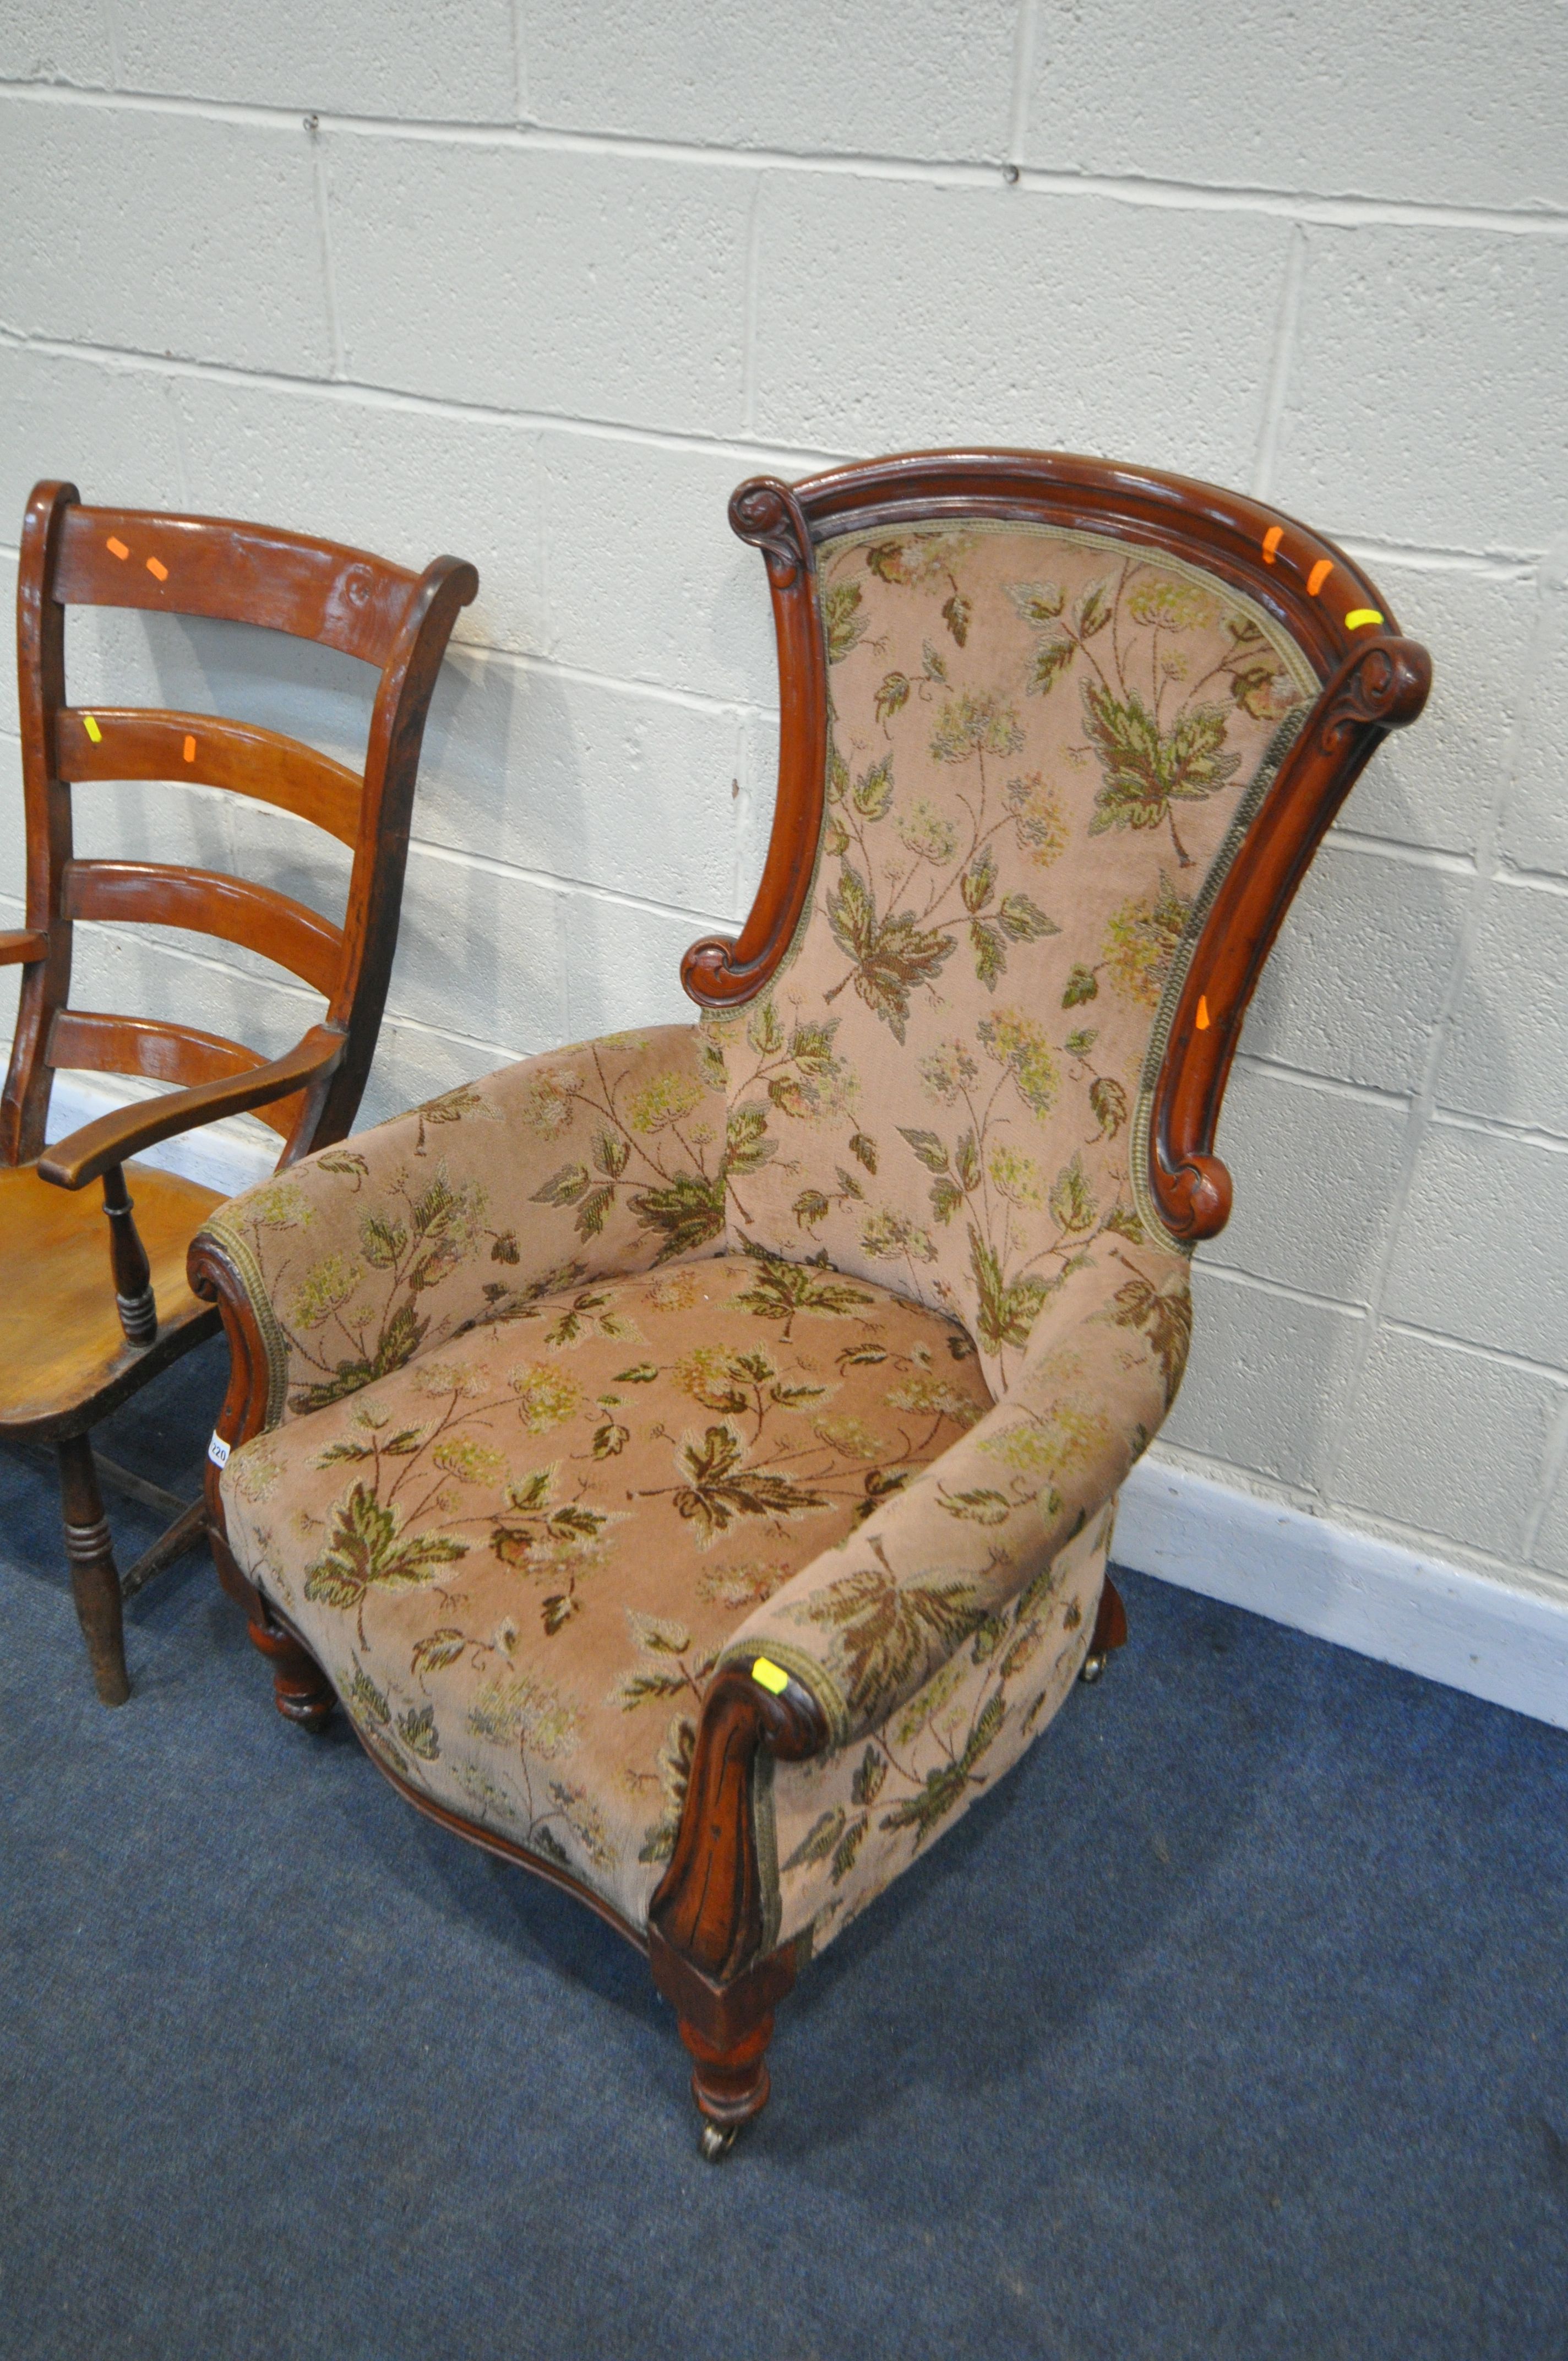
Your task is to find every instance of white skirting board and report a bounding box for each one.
[1118,1456,1568,1734]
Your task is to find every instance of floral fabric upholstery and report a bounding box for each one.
[703,518,1318,1390]
[220,1251,992,1932]
[203,509,1324,1963]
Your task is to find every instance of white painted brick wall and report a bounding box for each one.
[1,3,1565,1625]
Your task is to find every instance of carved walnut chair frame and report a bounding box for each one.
[2,481,477,1702]
[191,450,1428,2153]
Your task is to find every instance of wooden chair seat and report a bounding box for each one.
[0,1161,220,1432]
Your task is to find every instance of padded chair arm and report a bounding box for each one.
[36,1026,346,1192]
[190,1022,726,1434]
[715,1232,1190,1754]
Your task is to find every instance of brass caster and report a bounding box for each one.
[1079,1651,1108,1685]
[699,2121,739,2163]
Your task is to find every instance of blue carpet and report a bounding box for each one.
[2,1338,1566,2360]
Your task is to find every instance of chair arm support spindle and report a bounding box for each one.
[101,1163,158,1346]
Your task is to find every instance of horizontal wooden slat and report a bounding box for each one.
[53,505,419,668]
[46,1010,302,1138]
[0,929,48,965]
[56,708,362,847]
[63,860,344,997]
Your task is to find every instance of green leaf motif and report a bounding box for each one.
[969,1228,1051,1356]
[672,1424,830,1547]
[824,580,866,663]
[898,1127,950,1174]
[879,1694,1006,1846]
[630,1170,726,1266]
[1049,1153,1098,1236]
[929,1174,965,1226]
[960,847,996,914]
[943,591,972,647]
[1084,682,1242,835]
[736,1245,874,1327]
[970,918,1006,991]
[875,671,911,725]
[361,1214,406,1270]
[782,1807,845,1873]
[939,1486,1015,1526]
[411,1628,467,1678]
[793,1189,831,1233]
[852,755,895,822]
[1105,1271,1193,1409]
[827,861,956,1045]
[1006,581,1065,625]
[1027,635,1076,697]
[849,1131,879,1175]
[592,1129,630,1179]
[799,1563,988,1726]
[725,1102,777,1176]
[998,893,1058,943]
[397,1703,439,1761]
[532,1162,590,1209]
[851,1746,887,1807]
[1063,964,1099,1009]
[1089,1076,1128,1139]
[304,1482,469,1612]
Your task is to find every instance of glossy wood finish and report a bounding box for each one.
[680,449,1430,1243]
[0,1159,221,1429]
[56,708,362,845]
[56,1430,128,1706]
[4,477,477,1700]
[63,858,344,995]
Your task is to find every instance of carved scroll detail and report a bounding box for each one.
[727,478,810,589]
[1319,636,1430,754]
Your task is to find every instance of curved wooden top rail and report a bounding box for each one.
[62,859,345,998]
[51,499,420,668]
[55,708,363,846]
[682,447,1431,1245]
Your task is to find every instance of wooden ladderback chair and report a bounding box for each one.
[1,480,477,1703]
[191,451,1427,2154]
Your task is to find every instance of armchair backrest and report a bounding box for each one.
[689,453,1429,1392]
[3,481,478,1172]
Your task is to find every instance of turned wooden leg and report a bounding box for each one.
[677,2010,778,2159]
[245,1615,337,1734]
[56,1432,129,1707]
[1080,1571,1129,1685]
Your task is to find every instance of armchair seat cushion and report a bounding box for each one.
[221,1249,993,1930]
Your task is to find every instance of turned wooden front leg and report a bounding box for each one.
[56,1432,129,1706]
[246,1614,337,1734]
[102,1164,157,1346]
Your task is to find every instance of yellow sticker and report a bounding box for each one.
[83,714,102,743]
[1344,608,1384,631]
[751,1656,789,1695]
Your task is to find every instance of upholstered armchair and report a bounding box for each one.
[191,451,1428,2153]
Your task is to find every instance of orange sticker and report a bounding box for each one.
[83,714,102,744]
[1344,608,1384,631]
[145,556,168,583]
[106,536,129,561]
[1307,558,1333,597]
[182,734,197,763]
[1196,995,1211,1031]
[1261,526,1283,565]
